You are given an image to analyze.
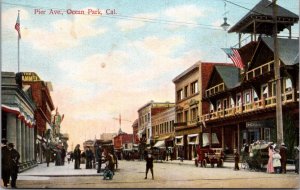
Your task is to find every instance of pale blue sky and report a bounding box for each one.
[1,0,298,148]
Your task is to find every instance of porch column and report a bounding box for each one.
[237,124,240,154]
[222,126,225,151]
[16,119,22,161]
[26,125,30,162]
[21,122,26,163]
[6,113,17,146]
[31,128,35,161]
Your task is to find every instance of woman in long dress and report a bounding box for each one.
[267,145,274,173]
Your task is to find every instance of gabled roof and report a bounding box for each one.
[261,37,299,66]
[215,65,240,89]
[228,0,299,34]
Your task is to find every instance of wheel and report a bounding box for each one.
[202,159,207,168]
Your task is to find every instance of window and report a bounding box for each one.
[184,86,188,98]
[148,113,150,122]
[177,89,183,101]
[230,97,235,108]
[253,89,258,101]
[285,78,292,92]
[177,112,183,123]
[184,110,188,123]
[210,103,214,112]
[191,107,198,121]
[261,84,268,98]
[217,100,222,111]
[191,81,198,94]
[223,99,228,109]
[244,90,251,104]
[264,128,270,142]
[236,93,242,106]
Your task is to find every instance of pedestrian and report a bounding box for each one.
[45,146,51,167]
[61,147,66,165]
[95,145,103,173]
[279,143,287,173]
[234,149,240,170]
[273,149,281,174]
[103,149,115,175]
[8,143,20,188]
[85,147,93,169]
[74,144,81,169]
[267,145,274,173]
[1,139,10,188]
[144,151,154,180]
[295,145,299,174]
[55,149,62,166]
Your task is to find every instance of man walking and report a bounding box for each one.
[144,151,154,180]
[8,143,20,188]
[95,144,103,173]
[1,139,10,188]
[74,144,81,169]
[85,147,93,169]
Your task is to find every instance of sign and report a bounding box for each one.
[22,72,41,82]
[246,120,274,128]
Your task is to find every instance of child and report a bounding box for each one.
[272,149,281,174]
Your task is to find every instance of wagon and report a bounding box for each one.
[195,147,224,168]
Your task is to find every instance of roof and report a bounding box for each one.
[172,61,200,83]
[215,65,240,89]
[228,0,299,34]
[261,37,299,66]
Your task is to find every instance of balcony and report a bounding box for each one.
[200,89,298,122]
[246,61,274,80]
[205,83,225,97]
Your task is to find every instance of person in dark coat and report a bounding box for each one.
[144,151,154,180]
[234,149,240,170]
[103,149,115,175]
[85,147,93,169]
[74,144,81,169]
[1,139,10,187]
[8,143,20,188]
[95,145,103,173]
[61,147,66,165]
[279,143,287,173]
[45,146,51,167]
[55,149,62,166]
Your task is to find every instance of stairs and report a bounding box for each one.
[224,154,234,162]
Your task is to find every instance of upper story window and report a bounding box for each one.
[244,90,251,104]
[261,84,268,98]
[191,81,198,95]
[184,85,188,98]
[191,107,198,121]
[236,93,242,106]
[285,78,292,92]
[210,103,214,112]
[177,89,183,101]
[253,89,258,101]
[176,112,183,123]
[230,97,235,108]
[223,98,228,109]
[217,100,222,111]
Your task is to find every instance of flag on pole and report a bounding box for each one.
[15,11,21,39]
[222,48,244,69]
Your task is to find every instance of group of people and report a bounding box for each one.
[267,143,288,174]
[1,139,20,188]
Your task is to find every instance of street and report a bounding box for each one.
[7,160,299,188]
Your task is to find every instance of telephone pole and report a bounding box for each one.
[272,0,284,144]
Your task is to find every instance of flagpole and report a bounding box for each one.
[17,10,20,73]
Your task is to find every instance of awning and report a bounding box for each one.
[175,136,183,146]
[2,104,35,127]
[153,140,165,148]
[188,134,199,145]
[156,134,172,141]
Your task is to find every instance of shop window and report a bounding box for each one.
[264,128,271,142]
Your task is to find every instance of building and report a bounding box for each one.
[100,133,117,141]
[1,72,37,171]
[172,61,229,160]
[201,0,299,157]
[152,107,175,150]
[132,119,139,144]
[137,101,175,146]
[16,72,56,163]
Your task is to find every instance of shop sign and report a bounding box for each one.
[246,120,274,128]
[22,72,41,82]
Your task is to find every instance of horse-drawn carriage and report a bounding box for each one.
[195,146,224,168]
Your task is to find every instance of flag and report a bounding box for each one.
[15,12,21,39]
[222,48,244,69]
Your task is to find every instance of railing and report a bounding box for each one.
[246,61,274,80]
[201,89,298,122]
[205,83,225,97]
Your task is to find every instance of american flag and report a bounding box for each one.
[15,12,21,39]
[222,48,244,69]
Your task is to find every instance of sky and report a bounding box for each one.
[1,0,299,151]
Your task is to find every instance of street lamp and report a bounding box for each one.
[221,17,230,31]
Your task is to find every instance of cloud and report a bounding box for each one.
[116,13,158,31]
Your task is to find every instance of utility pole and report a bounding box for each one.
[272,0,284,144]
